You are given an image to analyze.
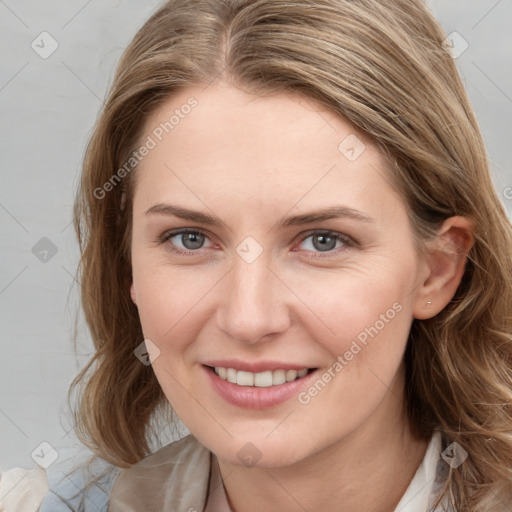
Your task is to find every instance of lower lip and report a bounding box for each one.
[202,365,318,409]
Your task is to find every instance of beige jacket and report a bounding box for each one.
[109,435,230,512]
[1,432,450,511]
[110,431,449,511]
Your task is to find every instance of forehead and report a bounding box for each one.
[133,82,405,223]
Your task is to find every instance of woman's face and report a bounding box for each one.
[130,82,429,467]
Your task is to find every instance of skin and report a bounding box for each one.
[129,80,473,512]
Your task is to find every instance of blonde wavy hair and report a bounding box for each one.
[70,0,512,509]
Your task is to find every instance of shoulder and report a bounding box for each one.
[21,446,120,512]
[118,434,209,474]
[109,434,211,512]
[0,466,48,512]
[1,435,210,512]
[39,456,118,512]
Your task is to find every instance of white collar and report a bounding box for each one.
[205,431,450,512]
[393,431,447,512]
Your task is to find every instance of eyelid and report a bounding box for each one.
[292,229,356,257]
[158,228,357,256]
[158,227,216,255]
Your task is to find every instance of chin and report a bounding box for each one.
[199,432,315,469]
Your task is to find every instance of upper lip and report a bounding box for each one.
[202,360,317,373]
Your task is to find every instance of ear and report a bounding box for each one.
[130,283,137,305]
[413,216,474,320]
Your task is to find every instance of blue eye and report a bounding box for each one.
[297,231,350,254]
[160,228,213,254]
[158,228,353,256]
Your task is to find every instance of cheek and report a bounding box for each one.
[281,259,416,358]
[132,241,418,355]
[289,270,414,435]
[132,262,216,349]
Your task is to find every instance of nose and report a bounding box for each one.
[215,253,290,345]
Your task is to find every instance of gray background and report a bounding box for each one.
[1,0,511,470]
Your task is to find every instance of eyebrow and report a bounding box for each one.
[144,203,375,228]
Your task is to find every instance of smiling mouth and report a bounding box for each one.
[205,365,317,387]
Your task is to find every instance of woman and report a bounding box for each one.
[2,0,511,510]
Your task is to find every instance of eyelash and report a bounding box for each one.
[157,228,356,258]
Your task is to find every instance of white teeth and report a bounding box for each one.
[254,371,273,387]
[227,368,237,384]
[236,371,254,386]
[226,368,237,382]
[213,366,310,387]
[272,369,286,385]
[285,369,297,382]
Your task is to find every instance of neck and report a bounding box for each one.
[216,373,429,512]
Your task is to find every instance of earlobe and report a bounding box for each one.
[130,283,137,305]
[413,216,474,320]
